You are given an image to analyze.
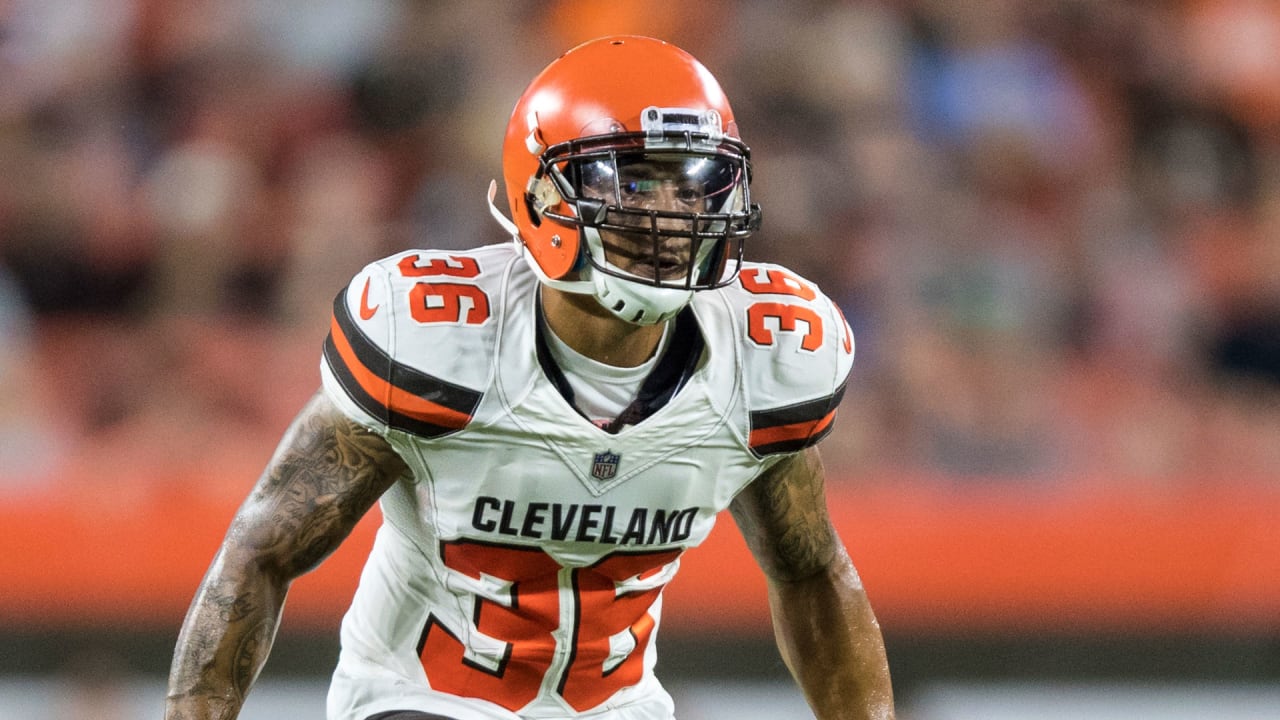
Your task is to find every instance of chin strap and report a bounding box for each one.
[487,180,594,296]
[486,180,521,241]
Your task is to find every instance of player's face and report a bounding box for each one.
[577,154,740,284]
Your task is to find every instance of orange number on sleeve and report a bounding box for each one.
[738,267,816,300]
[407,282,490,325]
[746,302,824,351]
[398,254,481,278]
[394,253,491,325]
[739,267,825,351]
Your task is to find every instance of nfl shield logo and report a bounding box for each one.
[591,450,621,481]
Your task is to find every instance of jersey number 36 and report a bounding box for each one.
[418,541,682,712]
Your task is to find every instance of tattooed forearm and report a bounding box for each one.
[243,396,402,576]
[166,566,274,720]
[166,392,405,720]
[733,446,896,719]
[730,446,838,581]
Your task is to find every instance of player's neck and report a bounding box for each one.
[540,287,668,368]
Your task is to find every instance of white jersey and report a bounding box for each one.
[319,243,853,720]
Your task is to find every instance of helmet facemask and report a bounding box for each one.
[528,108,761,324]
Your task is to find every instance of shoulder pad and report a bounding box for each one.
[717,263,855,456]
[320,244,517,437]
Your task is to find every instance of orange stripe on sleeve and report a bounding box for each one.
[748,408,836,449]
[329,315,472,430]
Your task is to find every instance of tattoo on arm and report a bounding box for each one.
[244,398,401,576]
[166,391,407,719]
[730,446,838,582]
[733,447,896,718]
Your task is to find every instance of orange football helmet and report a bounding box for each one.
[488,35,761,324]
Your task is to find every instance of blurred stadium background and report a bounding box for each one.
[1,1,1278,718]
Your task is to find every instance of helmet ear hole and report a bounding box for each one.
[523,195,542,227]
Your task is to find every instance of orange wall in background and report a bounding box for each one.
[3,477,1277,636]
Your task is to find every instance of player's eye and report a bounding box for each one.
[676,187,702,205]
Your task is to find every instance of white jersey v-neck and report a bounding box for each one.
[541,318,671,426]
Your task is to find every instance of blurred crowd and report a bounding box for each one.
[1,0,1278,493]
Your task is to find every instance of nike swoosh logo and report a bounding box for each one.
[359,278,379,320]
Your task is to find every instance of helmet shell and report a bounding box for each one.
[501,35,740,280]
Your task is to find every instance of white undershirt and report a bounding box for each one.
[542,320,671,426]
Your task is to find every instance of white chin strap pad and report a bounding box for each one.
[592,270,693,325]
[572,226,690,324]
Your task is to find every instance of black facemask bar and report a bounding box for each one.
[531,131,762,290]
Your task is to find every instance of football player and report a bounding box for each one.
[167,35,894,720]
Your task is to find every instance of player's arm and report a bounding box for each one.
[729,445,894,720]
[165,390,407,720]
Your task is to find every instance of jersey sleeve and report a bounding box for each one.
[319,252,487,438]
[731,263,856,457]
